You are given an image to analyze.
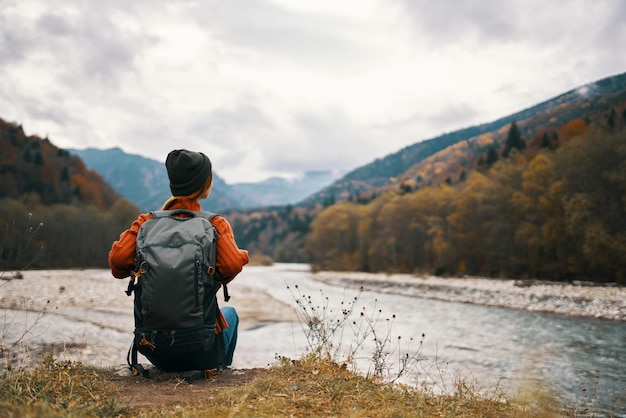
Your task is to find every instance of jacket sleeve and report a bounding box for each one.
[211,215,249,283]
[108,213,152,279]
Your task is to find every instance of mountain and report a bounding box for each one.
[0,119,120,208]
[86,72,620,214]
[69,148,339,211]
[225,71,626,264]
[367,71,626,198]
[229,171,340,207]
[68,147,250,212]
[303,71,626,205]
[53,74,626,213]
[2,71,624,274]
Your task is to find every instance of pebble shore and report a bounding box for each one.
[313,272,626,321]
[0,269,295,369]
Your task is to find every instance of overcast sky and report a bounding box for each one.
[1,1,625,184]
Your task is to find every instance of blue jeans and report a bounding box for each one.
[144,307,239,371]
[221,306,238,366]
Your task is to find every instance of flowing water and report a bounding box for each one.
[238,264,626,417]
[2,264,624,416]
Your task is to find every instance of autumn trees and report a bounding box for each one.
[0,197,139,270]
[306,129,626,284]
[0,118,119,209]
[0,117,137,270]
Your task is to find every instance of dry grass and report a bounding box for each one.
[0,356,129,417]
[0,355,570,418]
[204,355,565,418]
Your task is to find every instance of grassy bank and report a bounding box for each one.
[0,355,572,417]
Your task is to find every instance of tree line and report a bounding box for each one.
[2,122,624,285]
[0,197,139,270]
[306,129,626,284]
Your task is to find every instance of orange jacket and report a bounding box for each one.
[108,197,249,332]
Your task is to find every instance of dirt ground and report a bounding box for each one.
[111,367,267,409]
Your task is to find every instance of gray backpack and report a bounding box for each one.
[125,209,227,376]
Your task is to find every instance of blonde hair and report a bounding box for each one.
[161,172,213,210]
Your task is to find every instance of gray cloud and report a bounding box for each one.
[396,0,593,47]
[37,10,151,86]
[398,0,520,44]
[0,10,36,64]
[179,0,387,74]
[263,109,382,174]
[0,0,624,183]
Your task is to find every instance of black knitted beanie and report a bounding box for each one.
[165,149,212,196]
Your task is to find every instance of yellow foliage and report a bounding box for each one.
[475,133,495,146]
[306,129,626,283]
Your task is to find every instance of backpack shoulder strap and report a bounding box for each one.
[149,210,170,218]
[149,209,188,218]
[150,209,217,220]
[193,211,231,301]
[194,211,218,222]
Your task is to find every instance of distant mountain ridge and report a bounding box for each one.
[303,71,626,205]
[68,148,250,212]
[58,72,626,212]
[69,148,339,211]
[68,147,168,210]
[228,171,340,208]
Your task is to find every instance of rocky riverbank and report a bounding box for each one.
[0,268,296,369]
[2,266,624,371]
[313,271,626,321]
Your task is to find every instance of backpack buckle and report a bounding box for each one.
[126,262,147,296]
[139,333,156,351]
[204,368,218,380]
[131,364,150,378]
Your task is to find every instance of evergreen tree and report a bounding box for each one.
[502,122,525,157]
[34,151,44,165]
[486,147,499,166]
[61,166,70,182]
[607,109,616,129]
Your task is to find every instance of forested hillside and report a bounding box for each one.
[0,119,140,270]
[304,72,626,205]
[0,119,120,208]
[229,73,626,283]
[307,127,626,283]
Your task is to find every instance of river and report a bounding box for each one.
[1,264,624,416]
[241,264,625,417]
